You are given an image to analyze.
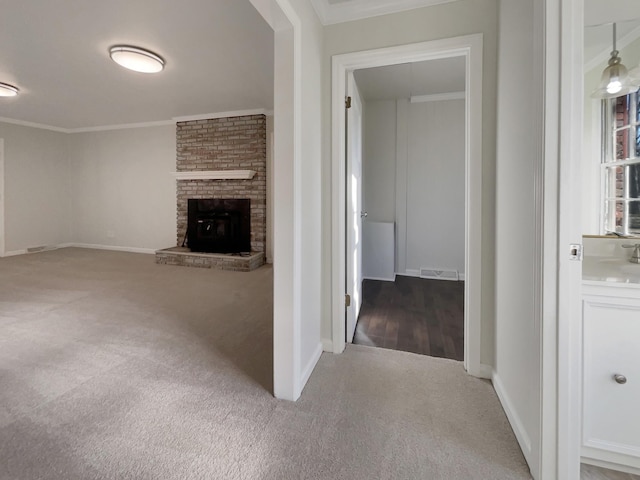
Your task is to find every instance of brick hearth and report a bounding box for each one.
[156,247,264,272]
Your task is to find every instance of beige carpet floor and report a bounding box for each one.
[0,248,531,479]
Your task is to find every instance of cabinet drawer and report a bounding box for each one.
[583,300,640,458]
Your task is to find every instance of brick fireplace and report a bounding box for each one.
[156,114,267,271]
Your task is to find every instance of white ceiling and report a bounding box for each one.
[584,0,640,69]
[0,0,273,130]
[354,57,465,101]
[4,0,632,130]
[310,0,458,25]
[584,0,640,26]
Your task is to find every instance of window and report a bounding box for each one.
[602,88,640,235]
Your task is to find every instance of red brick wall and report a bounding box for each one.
[176,115,266,252]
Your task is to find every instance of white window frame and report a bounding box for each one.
[601,89,640,235]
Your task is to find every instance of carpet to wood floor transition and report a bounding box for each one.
[0,248,532,479]
[354,276,464,360]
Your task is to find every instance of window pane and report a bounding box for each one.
[616,94,632,128]
[630,163,640,201]
[603,200,623,231]
[631,206,640,232]
[604,166,624,198]
[636,125,640,158]
[637,91,640,122]
[616,127,630,160]
[631,164,640,232]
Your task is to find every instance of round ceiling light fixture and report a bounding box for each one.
[0,82,19,97]
[109,45,165,74]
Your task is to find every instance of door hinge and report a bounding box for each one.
[345,293,351,307]
[345,96,352,109]
[569,244,583,261]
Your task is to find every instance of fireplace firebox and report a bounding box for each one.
[187,199,251,253]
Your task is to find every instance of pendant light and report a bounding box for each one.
[592,23,639,99]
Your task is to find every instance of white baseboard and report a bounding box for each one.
[403,269,420,277]
[322,338,334,352]
[68,243,156,255]
[299,342,323,396]
[399,270,466,281]
[492,371,533,463]
[471,363,493,379]
[2,243,157,257]
[581,457,640,475]
[2,249,27,257]
[363,275,395,282]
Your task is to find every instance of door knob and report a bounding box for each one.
[613,374,627,385]
[360,211,368,218]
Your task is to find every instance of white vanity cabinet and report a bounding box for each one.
[582,283,640,473]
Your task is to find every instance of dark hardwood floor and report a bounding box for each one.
[353,276,464,361]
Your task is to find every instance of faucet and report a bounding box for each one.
[622,244,640,264]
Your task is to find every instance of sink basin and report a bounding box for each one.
[584,256,640,284]
[619,263,640,273]
[597,257,626,264]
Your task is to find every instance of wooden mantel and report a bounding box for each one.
[172,170,256,180]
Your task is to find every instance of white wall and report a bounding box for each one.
[321,0,499,364]
[0,122,176,255]
[362,99,465,276]
[292,0,324,398]
[0,122,72,254]
[494,0,540,476]
[406,100,465,275]
[254,0,324,400]
[68,126,176,252]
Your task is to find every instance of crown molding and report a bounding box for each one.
[410,91,465,103]
[310,0,458,25]
[0,116,69,133]
[0,108,271,134]
[172,170,257,180]
[70,120,175,133]
[172,108,269,123]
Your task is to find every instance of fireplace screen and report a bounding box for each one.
[187,199,250,253]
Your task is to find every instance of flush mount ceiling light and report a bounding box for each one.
[0,82,19,97]
[109,45,165,73]
[592,23,639,99]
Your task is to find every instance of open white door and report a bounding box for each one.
[345,72,363,343]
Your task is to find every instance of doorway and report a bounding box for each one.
[330,34,486,378]
[348,59,466,361]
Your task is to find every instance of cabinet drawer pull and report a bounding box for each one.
[613,374,627,385]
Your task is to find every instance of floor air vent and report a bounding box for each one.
[27,245,54,253]
[420,268,459,281]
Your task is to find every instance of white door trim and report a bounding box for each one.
[538,0,584,477]
[330,34,485,378]
[0,138,4,257]
[553,0,584,477]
